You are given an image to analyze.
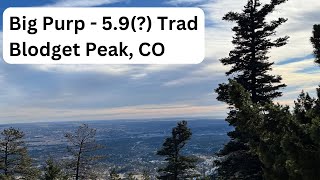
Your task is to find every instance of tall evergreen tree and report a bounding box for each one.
[215,0,289,179]
[276,29,320,179]
[281,89,320,179]
[225,80,320,179]
[223,80,291,179]
[0,128,39,180]
[311,24,320,65]
[215,23,320,180]
[216,0,288,104]
[157,121,197,180]
[65,124,104,180]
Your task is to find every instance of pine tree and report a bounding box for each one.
[281,90,320,179]
[276,30,320,179]
[226,80,320,179]
[0,128,39,179]
[311,24,320,65]
[215,25,320,179]
[216,0,288,104]
[65,124,104,180]
[157,121,197,180]
[215,0,289,179]
[223,80,291,179]
[42,157,68,180]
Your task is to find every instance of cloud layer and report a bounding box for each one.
[0,103,226,124]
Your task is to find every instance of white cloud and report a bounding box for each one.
[265,0,320,62]
[48,0,125,7]
[0,103,227,124]
[200,0,320,63]
[31,64,188,78]
[274,58,320,95]
[33,64,135,75]
[165,0,320,89]
[0,32,7,83]
[130,73,147,80]
[162,60,227,87]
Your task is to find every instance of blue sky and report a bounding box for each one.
[0,0,319,124]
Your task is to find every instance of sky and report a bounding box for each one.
[0,0,319,124]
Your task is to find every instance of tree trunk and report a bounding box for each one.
[4,142,8,176]
[174,141,178,180]
[75,147,82,180]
